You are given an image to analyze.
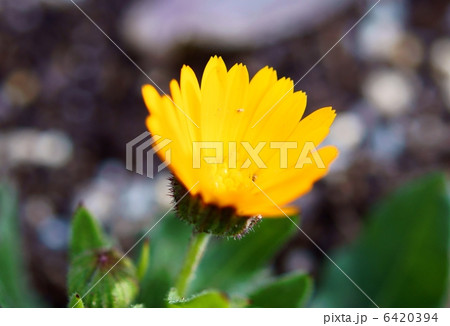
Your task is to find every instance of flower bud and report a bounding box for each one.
[68,248,139,308]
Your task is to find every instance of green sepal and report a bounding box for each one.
[171,177,261,238]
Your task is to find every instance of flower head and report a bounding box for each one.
[142,56,338,236]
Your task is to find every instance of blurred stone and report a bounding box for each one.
[363,69,416,118]
[74,160,166,224]
[122,179,157,221]
[2,70,41,107]
[35,131,73,167]
[4,129,73,168]
[78,179,118,222]
[390,33,424,68]
[406,115,448,152]
[358,21,402,62]
[121,0,354,55]
[328,111,365,152]
[97,160,129,185]
[430,38,450,76]
[323,111,365,173]
[430,39,450,111]
[370,122,405,162]
[23,196,54,228]
[37,216,69,250]
[357,0,407,62]
[74,161,125,221]
[2,0,43,33]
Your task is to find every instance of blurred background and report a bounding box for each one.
[0,0,449,307]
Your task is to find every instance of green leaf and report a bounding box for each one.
[138,215,192,307]
[192,216,299,294]
[229,295,250,308]
[314,173,450,308]
[68,207,139,307]
[0,182,39,307]
[136,238,150,281]
[167,288,231,308]
[249,272,313,308]
[70,205,108,258]
[138,214,297,307]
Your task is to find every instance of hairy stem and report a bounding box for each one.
[174,231,211,297]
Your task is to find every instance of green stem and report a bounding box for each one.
[175,231,211,298]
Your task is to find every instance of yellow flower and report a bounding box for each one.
[142,56,338,231]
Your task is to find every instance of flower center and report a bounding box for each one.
[211,163,254,194]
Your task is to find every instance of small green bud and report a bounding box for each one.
[68,248,139,308]
[70,205,108,259]
[68,206,139,307]
[68,293,84,308]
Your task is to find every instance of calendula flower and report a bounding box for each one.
[142,56,338,237]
